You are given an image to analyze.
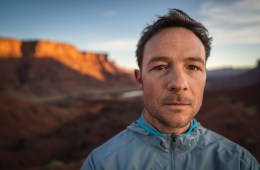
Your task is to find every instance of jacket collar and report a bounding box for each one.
[128,113,202,154]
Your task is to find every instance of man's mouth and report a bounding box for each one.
[166,102,189,105]
[164,102,190,106]
[163,102,191,111]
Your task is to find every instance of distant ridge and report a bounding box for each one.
[206,63,260,90]
[0,37,128,80]
[0,37,135,95]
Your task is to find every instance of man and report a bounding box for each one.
[81,9,259,170]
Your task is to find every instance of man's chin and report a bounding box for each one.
[163,114,192,129]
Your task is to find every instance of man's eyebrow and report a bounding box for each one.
[184,57,206,65]
[147,56,171,65]
[147,56,206,65]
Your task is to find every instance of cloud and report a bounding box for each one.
[200,0,260,45]
[85,38,138,52]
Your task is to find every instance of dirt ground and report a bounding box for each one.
[0,84,259,169]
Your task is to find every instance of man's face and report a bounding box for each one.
[135,27,206,134]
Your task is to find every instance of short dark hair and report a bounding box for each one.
[136,9,212,69]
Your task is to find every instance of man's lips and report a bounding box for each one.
[163,102,191,109]
[164,102,190,106]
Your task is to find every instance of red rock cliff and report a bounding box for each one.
[0,37,125,81]
[0,37,22,57]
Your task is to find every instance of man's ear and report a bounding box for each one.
[134,69,143,90]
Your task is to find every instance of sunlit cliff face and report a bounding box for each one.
[0,38,122,81]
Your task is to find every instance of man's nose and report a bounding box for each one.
[166,68,188,92]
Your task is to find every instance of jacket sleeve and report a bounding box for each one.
[80,153,96,170]
[239,151,260,170]
[248,159,260,170]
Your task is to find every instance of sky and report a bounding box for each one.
[1,0,260,70]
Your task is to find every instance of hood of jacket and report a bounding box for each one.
[127,113,203,155]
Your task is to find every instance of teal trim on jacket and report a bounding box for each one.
[81,114,259,170]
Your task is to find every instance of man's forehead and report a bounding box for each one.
[143,27,206,64]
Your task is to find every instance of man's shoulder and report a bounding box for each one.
[87,127,143,165]
[80,129,133,169]
[199,127,244,152]
[198,126,258,165]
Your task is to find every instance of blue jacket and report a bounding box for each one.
[81,114,259,170]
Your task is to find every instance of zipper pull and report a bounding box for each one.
[172,135,176,142]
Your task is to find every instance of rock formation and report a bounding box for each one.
[0,37,125,80]
[0,37,22,57]
[0,37,135,95]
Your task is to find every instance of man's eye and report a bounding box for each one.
[153,65,168,71]
[188,65,198,71]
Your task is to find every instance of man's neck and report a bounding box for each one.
[143,111,191,135]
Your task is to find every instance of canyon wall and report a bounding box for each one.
[0,37,135,94]
[0,37,124,81]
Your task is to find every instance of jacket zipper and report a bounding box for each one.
[170,135,175,170]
